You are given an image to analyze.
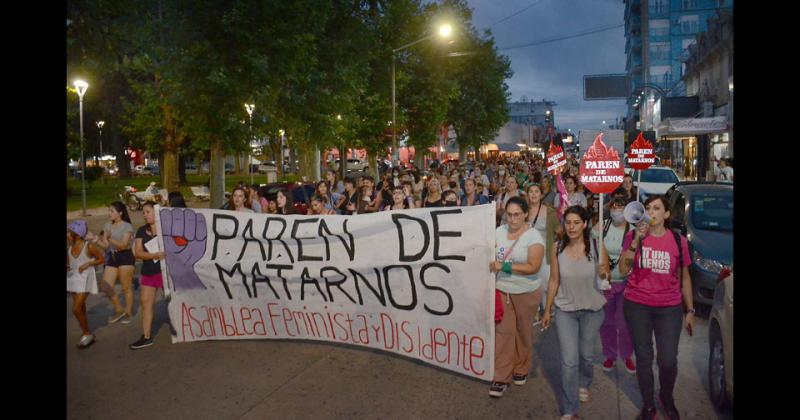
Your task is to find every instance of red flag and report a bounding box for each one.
[556,171,570,219]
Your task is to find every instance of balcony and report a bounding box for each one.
[625,0,642,21]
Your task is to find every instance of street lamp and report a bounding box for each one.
[244,103,255,185]
[392,23,454,167]
[73,79,89,216]
[96,121,105,161]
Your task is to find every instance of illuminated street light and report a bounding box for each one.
[244,103,255,185]
[73,79,89,216]
[392,23,455,167]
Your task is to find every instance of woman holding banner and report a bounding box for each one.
[541,205,610,420]
[488,196,545,398]
[130,201,166,350]
[618,196,694,420]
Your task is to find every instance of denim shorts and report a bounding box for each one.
[106,250,135,267]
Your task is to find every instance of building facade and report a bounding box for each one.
[625,0,731,130]
[486,100,555,158]
[683,8,733,180]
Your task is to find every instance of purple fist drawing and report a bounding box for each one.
[160,208,207,291]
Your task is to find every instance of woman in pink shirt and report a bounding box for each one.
[618,196,695,420]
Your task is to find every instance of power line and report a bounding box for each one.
[488,0,549,28]
[498,23,624,51]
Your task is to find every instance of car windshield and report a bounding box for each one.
[691,192,733,232]
[639,168,678,184]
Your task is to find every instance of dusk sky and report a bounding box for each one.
[466,0,628,131]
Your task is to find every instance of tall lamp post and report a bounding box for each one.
[96,120,105,163]
[392,23,453,167]
[244,103,255,185]
[74,80,89,216]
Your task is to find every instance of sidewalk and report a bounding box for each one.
[67,289,730,419]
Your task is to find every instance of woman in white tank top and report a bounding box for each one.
[67,220,104,349]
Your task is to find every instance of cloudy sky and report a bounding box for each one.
[466,0,628,131]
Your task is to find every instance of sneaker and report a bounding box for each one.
[77,334,95,349]
[624,357,636,374]
[635,406,657,420]
[512,374,527,385]
[602,358,615,372]
[108,311,126,324]
[129,335,154,350]
[120,315,133,325]
[579,387,590,403]
[488,382,509,398]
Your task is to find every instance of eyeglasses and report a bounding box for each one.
[506,212,525,218]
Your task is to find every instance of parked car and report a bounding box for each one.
[665,182,733,307]
[630,165,679,201]
[332,158,369,172]
[258,161,278,173]
[708,266,733,410]
[260,182,315,214]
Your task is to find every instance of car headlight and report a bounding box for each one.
[692,249,725,273]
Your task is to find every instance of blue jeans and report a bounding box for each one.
[554,307,605,416]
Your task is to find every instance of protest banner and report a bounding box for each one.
[580,132,624,195]
[154,204,497,381]
[626,132,656,202]
[626,132,656,170]
[546,141,567,175]
[580,132,624,286]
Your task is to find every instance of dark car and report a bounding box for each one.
[665,182,733,307]
[261,182,315,214]
[708,266,733,410]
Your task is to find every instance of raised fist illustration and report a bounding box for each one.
[160,208,207,291]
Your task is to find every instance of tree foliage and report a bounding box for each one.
[67,0,513,197]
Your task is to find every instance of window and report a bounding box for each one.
[682,0,697,9]
[691,192,733,232]
[650,0,666,14]
[650,43,670,61]
[681,15,699,33]
[649,19,670,37]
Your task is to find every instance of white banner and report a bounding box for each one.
[154,204,497,380]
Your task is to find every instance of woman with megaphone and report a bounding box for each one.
[618,196,695,420]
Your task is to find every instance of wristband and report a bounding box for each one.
[502,261,512,274]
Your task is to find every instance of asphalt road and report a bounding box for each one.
[67,204,731,419]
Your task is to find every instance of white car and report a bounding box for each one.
[332,158,369,172]
[630,165,680,200]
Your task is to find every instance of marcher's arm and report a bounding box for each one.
[108,232,133,251]
[541,247,561,328]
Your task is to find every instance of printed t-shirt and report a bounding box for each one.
[622,230,690,307]
[135,225,161,276]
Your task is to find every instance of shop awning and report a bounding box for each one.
[487,142,523,152]
[657,117,729,136]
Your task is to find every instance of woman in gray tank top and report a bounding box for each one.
[541,206,610,420]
